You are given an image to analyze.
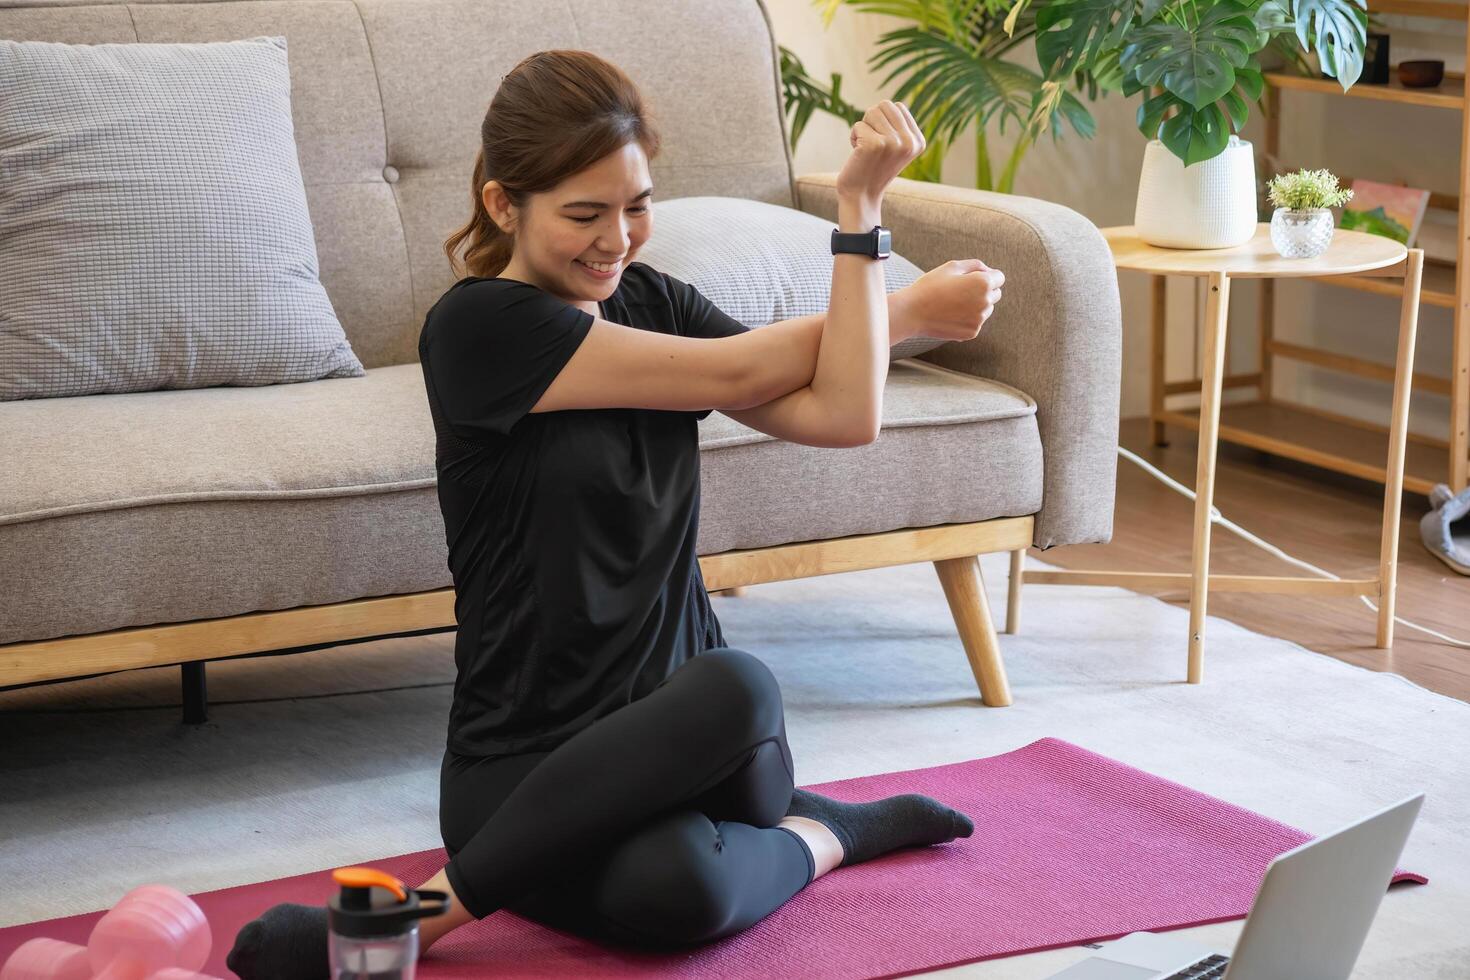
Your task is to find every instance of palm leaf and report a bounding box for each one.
[817,0,954,31]
[870,26,1039,144]
[778,44,864,150]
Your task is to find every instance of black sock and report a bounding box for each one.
[225,902,330,980]
[785,787,974,867]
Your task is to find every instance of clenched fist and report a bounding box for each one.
[835,100,926,206]
[904,259,1004,341]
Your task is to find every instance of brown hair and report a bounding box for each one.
[444,50,662,281]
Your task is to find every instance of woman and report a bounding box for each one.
[227,49,1003,978]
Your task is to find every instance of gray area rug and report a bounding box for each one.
[2,553,1466,978]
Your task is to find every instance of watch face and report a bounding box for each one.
[876,228,892,259]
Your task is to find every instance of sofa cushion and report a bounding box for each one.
[0,35,363,400]
[635,197,945,361]
[0,361,1041,643]
[0,370,431,528]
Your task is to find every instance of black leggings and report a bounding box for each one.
[438,647,817,948]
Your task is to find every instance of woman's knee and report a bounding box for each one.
[677,648,784,739]
[590,810,740,947]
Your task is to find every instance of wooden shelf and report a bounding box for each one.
[1263,69,1465,111]
[1315,259,1459,308]
[1260,30,1470,491]
[1158,399,1453,495]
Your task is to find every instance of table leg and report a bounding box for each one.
[1259,278,1275,404]
[1378,249,1426,648]
[1151,275,1168,445]
[1188,271,1231,683]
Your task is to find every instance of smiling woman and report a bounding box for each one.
[222,48,977,980]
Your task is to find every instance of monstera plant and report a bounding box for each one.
[1008,0,1370,164]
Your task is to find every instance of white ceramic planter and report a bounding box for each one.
[1134,135,1258,249]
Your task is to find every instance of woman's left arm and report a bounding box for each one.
[718,288,920,447]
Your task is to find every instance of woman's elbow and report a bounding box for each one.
[836,417,880,448]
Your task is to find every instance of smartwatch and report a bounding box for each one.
[831,225,892,260]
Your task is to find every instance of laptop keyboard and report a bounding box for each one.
[1162,954,1230,979]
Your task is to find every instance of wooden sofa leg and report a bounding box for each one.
[181,661,208,725]
[1005,548,1024,635]
[933,555,1013,706]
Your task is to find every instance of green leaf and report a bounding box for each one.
[871,26,1044,147]
[1221,89,1248,130]
[1159,102,1230,165]
[1234,64,1264,101]
[1054,87,1097,139]
[1033,0,1135,79]
[1136,90,1172,140]
[1292,0,1367,87]
[777,42,864,150]
[837,0,958,33]
[1139,0,1171,24]
[1253,0,1294,42]
[1090,45,1130,92]
[1120,1,1258,109]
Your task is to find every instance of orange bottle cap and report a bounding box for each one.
[332,866,407,902]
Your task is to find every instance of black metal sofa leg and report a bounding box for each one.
[181,661,208,725]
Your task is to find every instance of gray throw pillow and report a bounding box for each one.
[636,196,944,361]
[0,36,363,401]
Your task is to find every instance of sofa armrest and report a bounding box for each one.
[795,172,1121,550]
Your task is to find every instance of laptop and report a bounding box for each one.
[1045,793,1425,980]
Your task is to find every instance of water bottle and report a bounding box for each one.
[327,867,450,980]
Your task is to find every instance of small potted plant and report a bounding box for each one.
[1267,168,1354,258]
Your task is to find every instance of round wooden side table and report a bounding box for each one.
[1024,223,1425,684]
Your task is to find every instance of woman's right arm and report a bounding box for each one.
[785,101,923,443]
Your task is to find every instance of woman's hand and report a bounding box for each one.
[903,260,1004,341]
[835,100,926,206]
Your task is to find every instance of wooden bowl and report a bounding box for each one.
[1397,60,1445,88]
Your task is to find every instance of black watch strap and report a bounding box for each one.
[831,225,892,260]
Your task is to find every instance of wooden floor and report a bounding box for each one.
[1026,418,1470,703]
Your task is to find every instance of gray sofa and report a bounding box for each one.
[0,0,1121,721]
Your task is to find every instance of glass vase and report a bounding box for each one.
[1270,207,1335,258]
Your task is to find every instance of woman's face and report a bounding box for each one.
[489,142,654,315]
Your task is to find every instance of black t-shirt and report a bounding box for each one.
[418,261,752,758]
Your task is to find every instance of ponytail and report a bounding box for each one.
[444,148,516,280]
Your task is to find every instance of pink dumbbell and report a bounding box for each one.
[85,960,146,980]
[87,885,211,978]
[0,937,92,980]
[0,885,218,980]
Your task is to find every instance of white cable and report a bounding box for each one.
[1114,445,1470,650]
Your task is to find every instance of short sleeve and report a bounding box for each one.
[420,279,594,440]
[664,272,753,341]
[661,273,751,420]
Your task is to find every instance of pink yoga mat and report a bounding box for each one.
[1,737,1426,979]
